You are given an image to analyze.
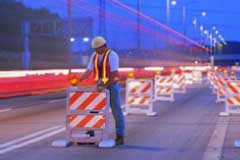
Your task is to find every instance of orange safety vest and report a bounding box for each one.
[93,49,111,84]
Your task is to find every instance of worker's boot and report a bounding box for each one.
[115,134,124,145]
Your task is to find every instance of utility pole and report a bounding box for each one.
[67,0,72,66]
[166,0,170,26]
[22,22,31,70]
[99,0,106,37]
[137,0,141,54]
[182,6,186,36]
[67,0,72,43]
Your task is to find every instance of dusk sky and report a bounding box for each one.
[19,0,240,44]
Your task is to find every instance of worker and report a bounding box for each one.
[79,36,125,145]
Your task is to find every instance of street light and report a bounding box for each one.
[193,18,197,25]
[166,0,175,25]
[209,34,213,39]
[193,17,197,40]
[172,1,200,38]
[70,37,75,42]
[202,12,206,17]
[171,0,177,6]
[166,0,170,25]
[83,37,89,42]
[199,25,204,44]
[204,30,209,35]
[203,30,212,53]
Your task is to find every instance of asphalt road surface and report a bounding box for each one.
[0,83,230,160]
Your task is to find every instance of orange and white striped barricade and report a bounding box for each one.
[192,70,202,84]
[208,73,219,94]
[207,71,212,85]
[229,73,237,80]
[173,74,186,93]
[216,77,226,103]
[221,80,240,116]
[124,78,156,116]
[212,73,236,102]
[154,75,174,102]
[184,72,193,85]
[66,87,113,147]
[207,71,215,87]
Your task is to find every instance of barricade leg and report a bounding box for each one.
[146,103,157,116]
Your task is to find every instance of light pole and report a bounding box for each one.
[171,0,200,44]
[204,30,210,54]
[200,24,204,45]
[180,1,199,36]
[182,5,186,36]
[99,0,106,37]
[137,0,141,54]
[166,0,177,26]
[165,0,176,49]
[22,22,31,70]
[166,0,170,26]
[192,17,197,40]
[67,0,72,43]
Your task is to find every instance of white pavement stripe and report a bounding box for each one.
[71,93,91,110]
[0,127,65,155]
[49,99,66,103]
[0,125,62,148]
[69,115,85,128]
[87,93,105,110]
[202,117,229,160]
[0,109,12,113]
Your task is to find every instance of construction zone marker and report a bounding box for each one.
[124,78,156,116]
[154,75,174,102]
[220,80,240,116]
[52,87,114,148]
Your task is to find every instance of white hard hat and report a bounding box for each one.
[91,36,106,49]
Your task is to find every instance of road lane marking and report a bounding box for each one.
[0,125,62,148]
[49,99,66,103]
[202,116,229,160]
[0,109,12,113]
[0,127,65,154]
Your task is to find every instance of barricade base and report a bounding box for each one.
[212,89,217,94]
[98,139,115,148]
[173,88,186,94]
[125,106,155,116]
[68,136,99,144]
[234,139,240,148]
[66,128,105,144]
[146,112,157,116]
[193,80,202,84]
[226,105,240,114]
[154,96,174,102]
[219,112,230,116]
[216,95,225,103]
[52,139,73,148]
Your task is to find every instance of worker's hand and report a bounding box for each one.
[97,85,106,92]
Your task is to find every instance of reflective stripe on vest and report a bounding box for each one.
[94,50,111,84]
